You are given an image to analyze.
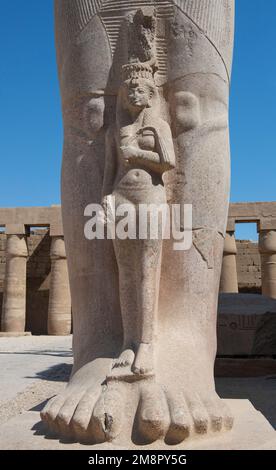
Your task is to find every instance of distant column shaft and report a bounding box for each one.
[259,230,276,299]
[1,234,28,332]
[48,236,71,335]
[220,232,239,293]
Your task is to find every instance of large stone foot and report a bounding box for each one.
[41,367,233,445]
[164,387,233,445]
[40,359,112,443]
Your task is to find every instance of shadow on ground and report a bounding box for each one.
[0,350,72,357]
[26,363,72,382]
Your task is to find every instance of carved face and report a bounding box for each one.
[126,82,153,109]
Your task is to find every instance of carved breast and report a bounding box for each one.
[138,129,155,151]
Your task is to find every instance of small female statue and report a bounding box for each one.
[102,62,176,378]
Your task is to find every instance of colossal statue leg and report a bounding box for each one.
[41,0,235,446]
[156,1,235,442]
[41,1,123,439]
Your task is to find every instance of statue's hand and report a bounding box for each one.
[120,145,140,165]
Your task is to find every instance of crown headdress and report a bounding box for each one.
[122,7,158,84]
[122,61,157,82]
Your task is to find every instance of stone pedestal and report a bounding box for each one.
[259,230,276,299]
[220,232,239,293]
[48,236,71,335]
[1,227,28,334]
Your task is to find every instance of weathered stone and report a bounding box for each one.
[259,230,276,299]
[220,232,238,293]
[218,293,276,356]
[228,201,276,223]
[40,0,235,446]
[1,400,276,450]
[0,332,31,337]
[48,236,71,336]
[1,233,28,334]
[236,240,261,292]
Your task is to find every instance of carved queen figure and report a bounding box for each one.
[103,9,176,379]
[42,1,235,446]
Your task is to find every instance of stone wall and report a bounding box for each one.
[236,240,261,293]
[0,234,6,318]
[0,230,51,335]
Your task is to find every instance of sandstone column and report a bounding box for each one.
[259,229,276,299]
[220,231,239,293]
[47,216,71,335]
[1,224,29,335]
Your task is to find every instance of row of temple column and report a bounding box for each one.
[2,226,276,335]
[220,229,276,298]
[1,225,71,336]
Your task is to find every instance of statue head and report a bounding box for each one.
[120,62,157,113]
[124,78,155,111]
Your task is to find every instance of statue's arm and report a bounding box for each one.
[133,121,176,174]
[153,121,176,171]
[120,144,168,174]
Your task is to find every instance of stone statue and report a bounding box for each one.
[41,0,235,446]
[104,10,176,379]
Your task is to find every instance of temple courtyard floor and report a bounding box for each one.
[0,336,276,449]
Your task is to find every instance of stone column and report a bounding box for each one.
[259,229,276,299]
[220,231,239,293]
[1,224,30,335]
[48,232,71,335]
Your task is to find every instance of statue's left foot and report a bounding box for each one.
[132,342,154,376]
[164,387,234,445]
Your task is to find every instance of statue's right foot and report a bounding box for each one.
[112,348,135,369]
[132,342,154,376]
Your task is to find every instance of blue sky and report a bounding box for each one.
[1,1,275,240]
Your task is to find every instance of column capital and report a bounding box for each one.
[50,235,66,260]
[223,231,237,255]
[5,233,28,258]
[258,229,276,254]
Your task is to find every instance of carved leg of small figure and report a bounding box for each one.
[112,236,162,378]
[111,237,139,373]
[132,238,162,377]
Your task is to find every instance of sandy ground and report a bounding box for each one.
[0,336,276,436]
[0,336,72,426]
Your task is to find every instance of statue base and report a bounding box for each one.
[0,400,275,450]
[0,332,32,337]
